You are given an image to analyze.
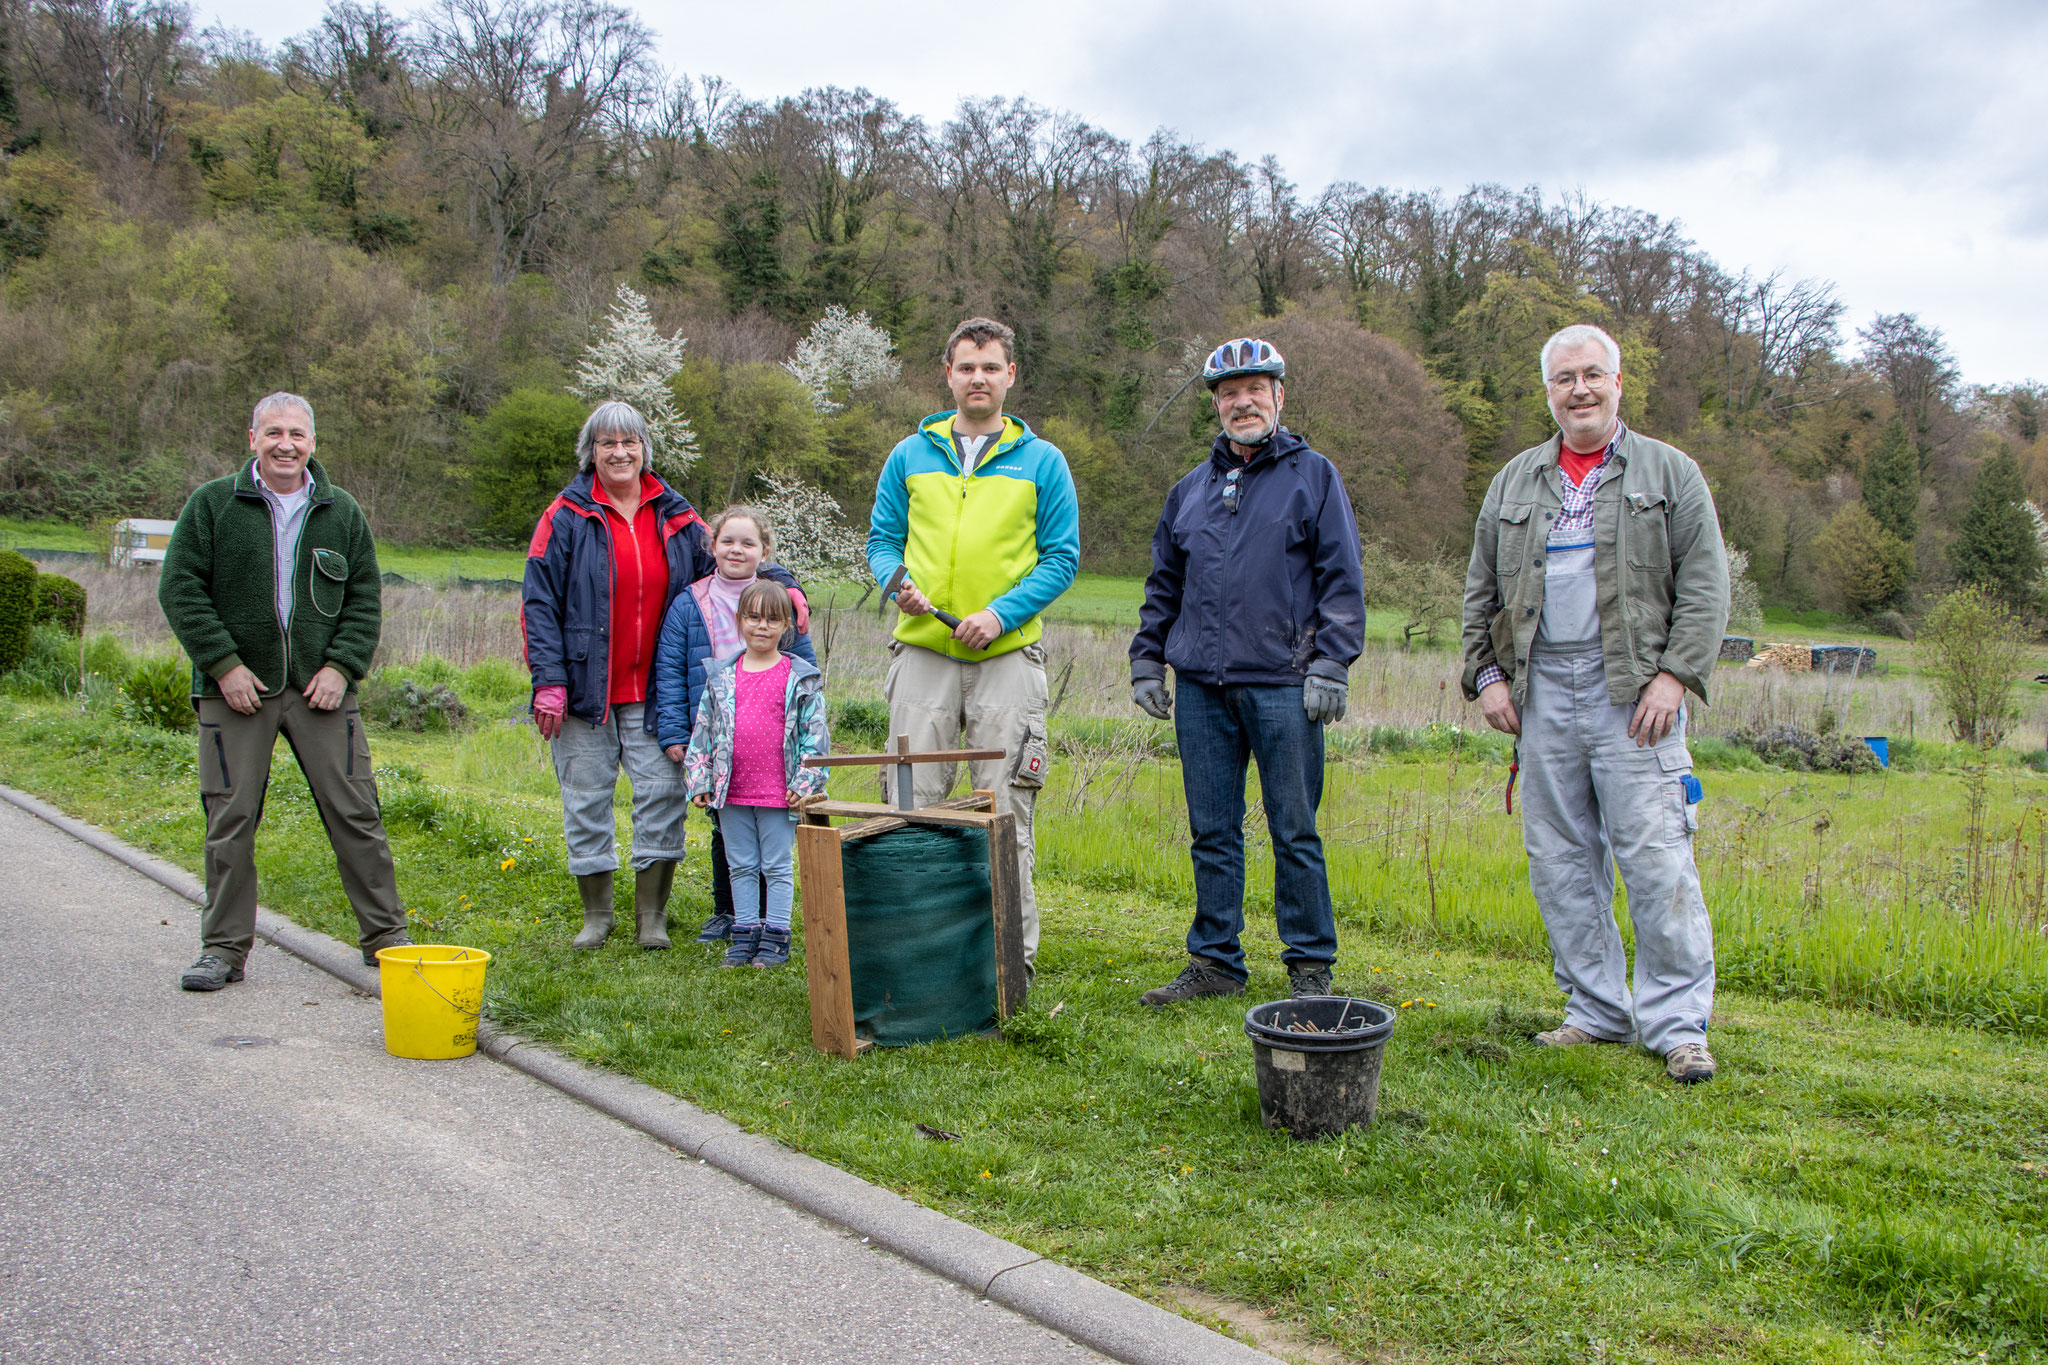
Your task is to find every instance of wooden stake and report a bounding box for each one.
[796,824,856,1059]
[987,811,1025,1020]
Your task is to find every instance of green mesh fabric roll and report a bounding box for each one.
[842,824,996,1046]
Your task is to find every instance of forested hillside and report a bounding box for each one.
[0,0,2042,611]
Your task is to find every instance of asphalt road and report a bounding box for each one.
[0,798,1105,1364]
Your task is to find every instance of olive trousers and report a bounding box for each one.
[196,693,408,969]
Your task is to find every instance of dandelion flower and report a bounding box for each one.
[979,1170,992,1180]
[499,857,516,871]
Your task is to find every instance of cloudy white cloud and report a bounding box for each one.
[201,0,2048,383]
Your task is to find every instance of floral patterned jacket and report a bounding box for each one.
[682,651,832,817]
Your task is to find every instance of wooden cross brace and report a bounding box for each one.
[801,733,1006,811]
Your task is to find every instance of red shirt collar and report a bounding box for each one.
[592,470,663,512]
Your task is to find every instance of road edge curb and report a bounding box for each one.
[0,782,1279,1365]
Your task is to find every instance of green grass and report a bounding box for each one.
[0,515,98,553]
[374,544,529,583]
[4,682,2047,1363]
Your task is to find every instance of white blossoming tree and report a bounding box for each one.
[571,284,698,472]
[753,472,870,585]
[1726,546,1764,635]
[784,306,901,415]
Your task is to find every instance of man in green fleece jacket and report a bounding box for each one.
[158,392,411,990]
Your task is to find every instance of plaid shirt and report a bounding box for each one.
[1475,423,1624,693]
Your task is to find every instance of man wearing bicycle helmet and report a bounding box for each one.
[1128,339,1365,1005]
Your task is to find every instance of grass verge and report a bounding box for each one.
[3,698,2046,1364]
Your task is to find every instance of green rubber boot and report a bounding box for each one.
[571,870,615,950]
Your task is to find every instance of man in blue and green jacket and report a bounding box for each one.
[158,392,411,991]
[866,317,1080,977]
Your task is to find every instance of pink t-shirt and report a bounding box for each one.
[726,655,791,808]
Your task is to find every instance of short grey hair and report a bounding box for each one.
[576,401,655,471]
[250,391,316,437]
[1539,324,1622,380]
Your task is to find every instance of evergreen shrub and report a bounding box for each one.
[0,549,33,674]
[32,571,86,634]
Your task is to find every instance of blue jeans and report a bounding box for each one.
[718,804,796,931]
[1174,680,1337,981]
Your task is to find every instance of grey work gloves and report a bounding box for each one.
[1303,675,1347,725]
[1132,678,1173,721]
[1135,675,1347,725]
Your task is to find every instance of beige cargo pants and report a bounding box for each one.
[883,641,1050,968]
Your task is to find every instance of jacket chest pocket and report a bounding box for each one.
[310,548,348,618]
[1496,502,1535,577]
[1625,492,1672,573]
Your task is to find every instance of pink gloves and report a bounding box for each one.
[532,685,567,740]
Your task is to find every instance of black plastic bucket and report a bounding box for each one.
[1244,996,1396,1140]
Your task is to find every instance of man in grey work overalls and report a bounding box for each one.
[1460,324,1729,1084]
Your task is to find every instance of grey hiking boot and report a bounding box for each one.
[180,954,244,992]
[1535,1023,1614,1048]
[1665,1042,1717,1084]
[364,934,413,967]
[1287,962,1335,998]
[1139,958,1244,1008]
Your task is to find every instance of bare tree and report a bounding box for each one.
[19,0,188,163]
[931,97,1122,304]
[1241,155,1315,317]
[408,0,653,282]
[1859,312,1960,470]
[282,1,409,141]
[1586,207,1692,329]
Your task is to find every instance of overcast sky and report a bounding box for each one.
[201,0,2048,386]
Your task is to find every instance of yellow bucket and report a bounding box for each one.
[377,945,491,1059]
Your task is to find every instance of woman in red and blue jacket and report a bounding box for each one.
[522,400,709,953]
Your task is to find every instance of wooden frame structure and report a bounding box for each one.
[794,791,1026,1059]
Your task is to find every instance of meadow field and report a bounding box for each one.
[4,568,2046,1362]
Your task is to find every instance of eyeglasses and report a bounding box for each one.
[1222,467,1242,515]
[1545,368,1613,390]
[595,437,644,452]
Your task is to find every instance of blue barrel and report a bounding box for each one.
[1863,736,1890,767]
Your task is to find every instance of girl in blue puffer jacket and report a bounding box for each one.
[654,505,816,944]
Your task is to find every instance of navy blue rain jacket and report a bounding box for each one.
[521,469,711,730]
[650,566,819,751]
[1129,428,1366,687]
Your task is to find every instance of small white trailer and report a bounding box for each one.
[110,518,177,568]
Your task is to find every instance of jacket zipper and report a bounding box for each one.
[1611,459,1639,681]
[595,503,615,727]
[256,488,289,700]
